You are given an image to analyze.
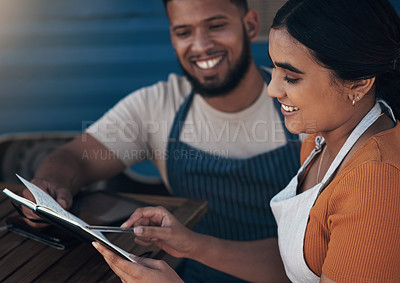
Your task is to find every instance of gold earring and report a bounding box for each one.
[352,94,360,107]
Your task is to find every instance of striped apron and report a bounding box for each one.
[166,71,301,282]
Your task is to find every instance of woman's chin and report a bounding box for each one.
[285,120,304,135]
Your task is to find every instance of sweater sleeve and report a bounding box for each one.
[322,162,400,282]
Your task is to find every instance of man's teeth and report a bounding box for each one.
[282,104,299,112]
[196,57,222,69]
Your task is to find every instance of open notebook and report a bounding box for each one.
[2,175,136,263]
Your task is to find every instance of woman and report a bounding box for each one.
[93,0,400,282]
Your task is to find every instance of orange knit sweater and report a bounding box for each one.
[302,123,400,283]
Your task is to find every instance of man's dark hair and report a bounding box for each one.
[162,0,249,13]
[272,0,400,120]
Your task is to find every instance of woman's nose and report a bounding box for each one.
[267,70,285,99]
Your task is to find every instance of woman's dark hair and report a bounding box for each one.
[272,0,400,120]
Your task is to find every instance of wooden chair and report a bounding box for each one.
[0,131,168,195]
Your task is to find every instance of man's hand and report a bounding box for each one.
[21,178,73,228]
[19,133,126,228]
[121,206,200,259]
[93,242,184,283]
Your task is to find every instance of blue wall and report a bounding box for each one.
[0,0,398,135]
[0,0,175,134]
[0,0,269,134]
[393,0,400,12]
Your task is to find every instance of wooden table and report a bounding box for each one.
[0,184,208,283]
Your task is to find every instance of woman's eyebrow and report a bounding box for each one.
[268,53,305,74]
[275,62,305,74]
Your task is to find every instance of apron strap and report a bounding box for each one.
[378,99,397,124]
[168,90,195,142]
[320,102,383,188]
[170,66,299,143]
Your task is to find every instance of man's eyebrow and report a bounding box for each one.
[171,15,228,32]
[204,15,228,22]
[268,53,305,74]
[172,25,189,32]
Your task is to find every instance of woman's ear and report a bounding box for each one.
[346,77,376,103]
[243,9,260,42]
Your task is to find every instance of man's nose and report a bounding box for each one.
[191,29,214,53]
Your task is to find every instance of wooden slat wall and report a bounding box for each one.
[1,0,397,135]
[0,0,270,135]
[0,0,177,133]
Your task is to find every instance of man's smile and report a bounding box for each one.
[194,55,224,70]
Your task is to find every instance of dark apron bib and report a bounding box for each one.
[166,70,300,241]
[166,70,300,282]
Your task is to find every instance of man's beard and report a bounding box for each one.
[180,31,252,98]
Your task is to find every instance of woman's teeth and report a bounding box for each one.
[196,57,222,69]
[282,104,299,112]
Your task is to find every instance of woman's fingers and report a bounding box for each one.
[134,226,172,240]
[134,237,153,247]
[93,242,184,283]
[121,206,171,229]
[93,242,142,280]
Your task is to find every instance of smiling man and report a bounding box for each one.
[26,0,301,282]
[169,0,253,99]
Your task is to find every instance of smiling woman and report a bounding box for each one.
[268,0,400,282]
[92,0,400,282]
[267,27,361,135]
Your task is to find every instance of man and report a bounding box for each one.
[24,0,300,281]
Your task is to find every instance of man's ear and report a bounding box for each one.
[243,9,260,42]
[346,77,375,103]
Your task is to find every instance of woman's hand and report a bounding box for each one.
[93,242,183,283]
[121,206,200,259]
[120,207,289,282]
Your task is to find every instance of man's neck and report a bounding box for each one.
[202,63,265,113]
